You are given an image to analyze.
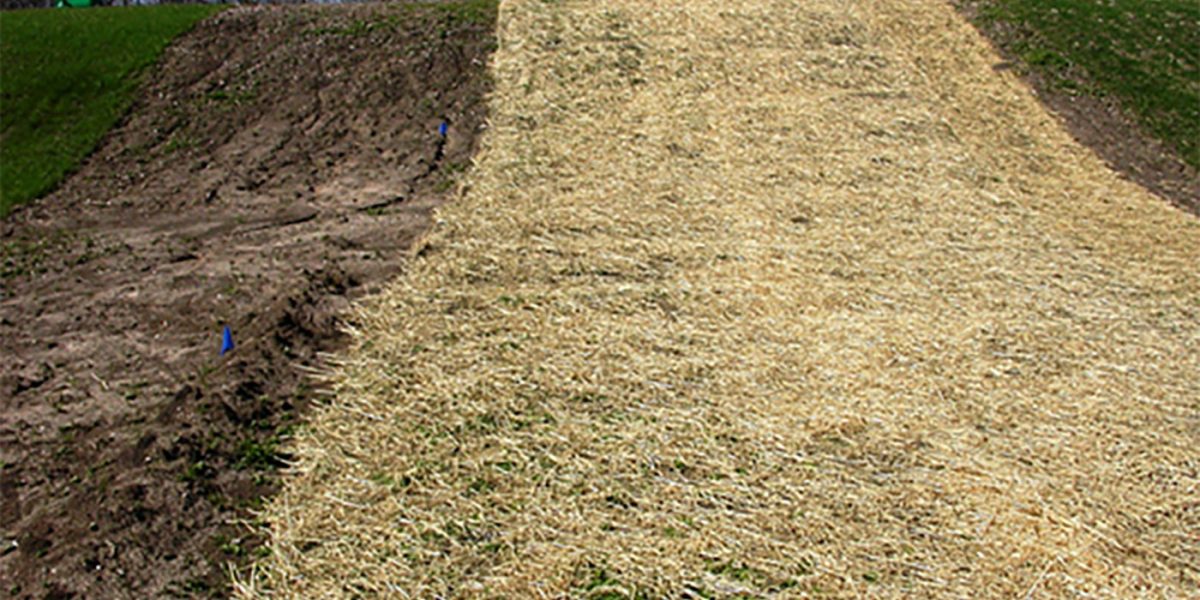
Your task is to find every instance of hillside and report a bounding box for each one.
[247,0,1199,596]
[0,3,498,597]
[0,4,223,214]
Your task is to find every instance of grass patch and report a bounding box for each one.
[0,4,222,215]
[234,437,282,471]
[967,0,1200,168]
[430,0,500,27]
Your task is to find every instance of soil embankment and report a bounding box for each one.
[0,3,497,596]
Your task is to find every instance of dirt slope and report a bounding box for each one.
[0,3,496,597]
[247,0,1199,597]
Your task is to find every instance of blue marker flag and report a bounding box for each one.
[221,326,235,356]
[438,121,448,137]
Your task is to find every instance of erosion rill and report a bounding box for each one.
[245,0,1199,597]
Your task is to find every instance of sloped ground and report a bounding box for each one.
[0,3,496,597]
[249,0,1199,597]
[953,0,1199,215]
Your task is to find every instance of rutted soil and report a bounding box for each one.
[0,3,496,597]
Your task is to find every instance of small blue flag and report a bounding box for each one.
[220,326,234,356]
[438,121,448,137]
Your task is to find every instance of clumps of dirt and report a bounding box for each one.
[953,0,1199,216]
[0,2,497,597]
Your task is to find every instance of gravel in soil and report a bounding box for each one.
[0,3,496,597]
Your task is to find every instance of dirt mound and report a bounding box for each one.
[0,3,496,597]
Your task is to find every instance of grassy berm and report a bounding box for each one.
[0,5,223,215]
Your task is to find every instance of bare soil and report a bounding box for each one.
[954,0,1199,216]
[0,3,496,597]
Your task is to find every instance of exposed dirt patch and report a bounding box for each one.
[1030,88,1199,214]
[0,3,496,597]
[953,0,1199,216]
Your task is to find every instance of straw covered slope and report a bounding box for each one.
[245,0,1199,596]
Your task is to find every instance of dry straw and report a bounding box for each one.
[241,0,1199,597]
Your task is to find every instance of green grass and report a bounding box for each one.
[971,0,1200,169]
[0,5,222,215]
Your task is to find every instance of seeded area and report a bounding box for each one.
[246,0,1200,597]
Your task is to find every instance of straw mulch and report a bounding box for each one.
[241,0,1200,596]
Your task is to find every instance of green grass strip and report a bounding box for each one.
[1,4,222,215]
[976,0,1200,169]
